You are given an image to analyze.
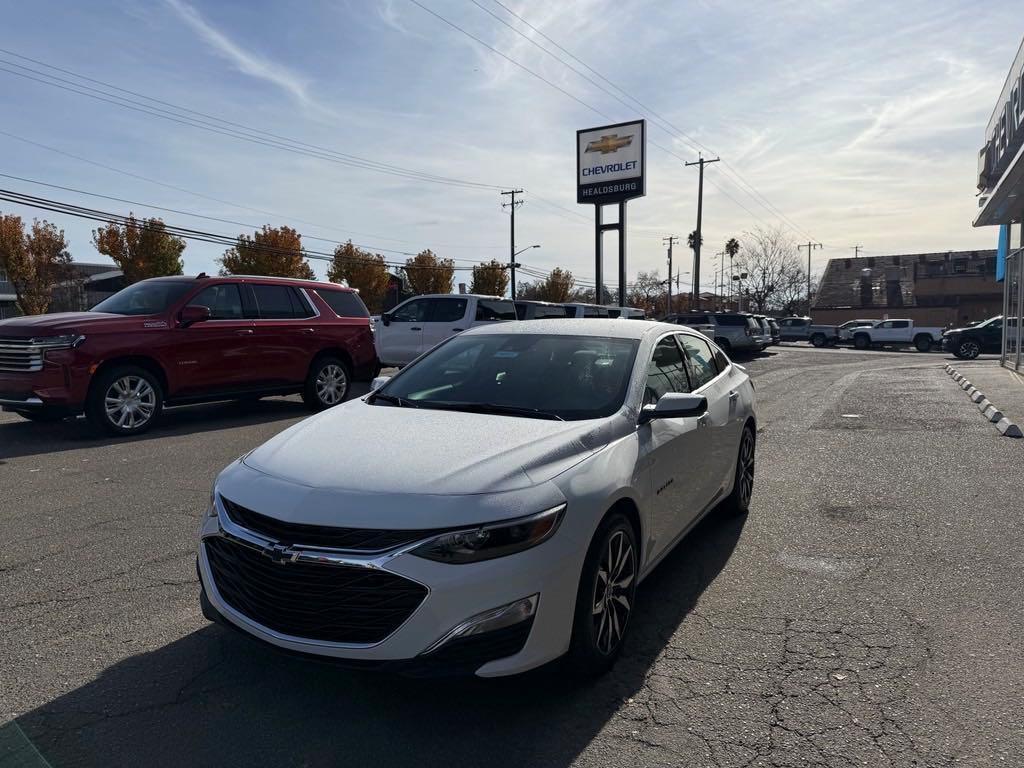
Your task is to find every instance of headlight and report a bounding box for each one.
[411,503,566,564]
[35,334,86,360]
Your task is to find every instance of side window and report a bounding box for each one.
[680,335,719,389]
[584,306,609,318]
[391,298,428,322]
[710,341,730,371]
[428,298,468,323]
[316,289,369,318]
[189,284,243,320]
[251,285,299,319]
[476,299,516,321]
[290,288,316,319]
[891,320,910,329]
[645,336,690,405]
[878,321,893,329]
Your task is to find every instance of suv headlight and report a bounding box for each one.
[34,334,86,359]
[411,504,566,564]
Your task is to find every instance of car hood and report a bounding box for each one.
[242,398,625,496]
[943,326,972,336]
[0,311,139,336]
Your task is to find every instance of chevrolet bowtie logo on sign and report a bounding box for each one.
[577,120,646,205]
[585,134,633,155]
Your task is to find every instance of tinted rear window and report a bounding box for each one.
[714,315,748,327]
[583,306,609,318]
[316,289,369,318]
[251,284,312,319]
[476,299,516,321]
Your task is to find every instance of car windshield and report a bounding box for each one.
[91,281,195,316]
[377,333,640,421]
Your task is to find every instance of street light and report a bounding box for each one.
[509,245,540,299]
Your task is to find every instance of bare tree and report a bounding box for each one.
[734,227,806,313]
[627,270,665,317]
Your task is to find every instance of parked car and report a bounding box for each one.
[0,275,378,435]
[848,319,944,352]
[766,317,781,345]
[942,315,1009,359]
[752,316,773,349]
[564,303,612,318]
[607,306,647,319]
[663,312,762,356]
[196,319,757,676]
[515,300,573,320]
[836,319,877,341]
[374,293,516,366]
[776,317,840,347]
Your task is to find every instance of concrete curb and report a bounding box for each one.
[945,364,1022,439]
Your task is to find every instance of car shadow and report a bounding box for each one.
[7,510,747,768]
[0,384,372,461]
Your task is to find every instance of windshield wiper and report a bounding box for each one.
[369,392,419,408]
[415,401,564,421]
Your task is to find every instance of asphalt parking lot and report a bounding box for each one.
[1,345,1021,768]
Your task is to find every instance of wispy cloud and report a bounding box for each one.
[163,0,311,105]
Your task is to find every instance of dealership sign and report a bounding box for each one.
[577,120,646,205]
[975,38,1024,226]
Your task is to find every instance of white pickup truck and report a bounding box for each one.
[848,319,944,352]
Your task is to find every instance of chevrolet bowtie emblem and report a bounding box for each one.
[585,134,633,154]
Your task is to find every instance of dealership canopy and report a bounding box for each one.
[975,37,1024,227]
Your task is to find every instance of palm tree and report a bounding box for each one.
[725,237,740,308]
[687,230,703,253]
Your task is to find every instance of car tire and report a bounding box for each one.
[303,356,351,411]
[956,339,981,360]
[854,334,870,350]
[810,333,826,348]
[722,424,756,517]
[566,512,638,677]
[86,365,163,436]
[914,335,933,353]
[716,338,733,356]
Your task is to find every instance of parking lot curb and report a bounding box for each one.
[946,365,1022,439]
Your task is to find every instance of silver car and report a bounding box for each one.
[197,320,757,677]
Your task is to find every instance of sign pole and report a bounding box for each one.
[618,201,627,307]
[594,205,604,304]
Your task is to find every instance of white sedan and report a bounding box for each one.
[196,320,757,676]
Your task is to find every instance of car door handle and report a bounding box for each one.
[300,328,315,334]
[410,326,422,331]
[729,391,739,401]
[235,329,254,335]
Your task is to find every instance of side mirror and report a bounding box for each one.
[179,304,212,326]
[371,375,392,390]
[381,311,391,327]
[638,392,708,425]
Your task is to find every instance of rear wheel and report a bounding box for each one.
[914,335,933,352]
[956,339,981,359]
[854,334,870,350]
[810,333,826,348]
[303,356,351,411]
[567,513,638,676]
[86,365,163,436]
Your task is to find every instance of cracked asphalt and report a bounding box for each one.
[1,345,1021,768]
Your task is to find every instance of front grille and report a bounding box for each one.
[204,537,427,644]
[0,338,43,373]
[222,497,450,553]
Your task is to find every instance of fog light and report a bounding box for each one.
[424,594,538,654]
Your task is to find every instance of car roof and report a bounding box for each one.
[461,318,702,341]
[405,293,506,300]
[141,275,357,292]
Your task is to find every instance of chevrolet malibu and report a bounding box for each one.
[197,320,756,676]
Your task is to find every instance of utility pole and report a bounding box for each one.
[851,245,863,258]
[798,241,823,313]
[684,154,720,310]
[663,235,678,316]
[716,251,725,310]
[501,189,524,299]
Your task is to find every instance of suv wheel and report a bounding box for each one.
[567,513,638,676]
[304,356,351,411]
[87,365,163,435]
[853,334,870,350]
[810,333,826,347]
[956,339,981,359]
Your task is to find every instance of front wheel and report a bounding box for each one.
[86,365,163,436]
[722,425,756,517]
[955,339,981,359]
[854,334,870,350]
[567,513,638,676]
[303,356,351,411]
[810,333,826,348]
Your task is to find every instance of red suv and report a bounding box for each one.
[0,275,378,435]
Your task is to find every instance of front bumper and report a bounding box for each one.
[0,357,91,413]
[196,489,585,677]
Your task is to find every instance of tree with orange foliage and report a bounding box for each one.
[327,241,389,312]
[0,214,76,315]
[403,249,454,295]
[219,225,314,279]
[92,213,185,284]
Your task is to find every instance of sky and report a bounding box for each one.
[1,0,1022,295]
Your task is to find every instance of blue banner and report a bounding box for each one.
[997,224,1009,282]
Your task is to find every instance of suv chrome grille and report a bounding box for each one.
[0,338,43,372]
